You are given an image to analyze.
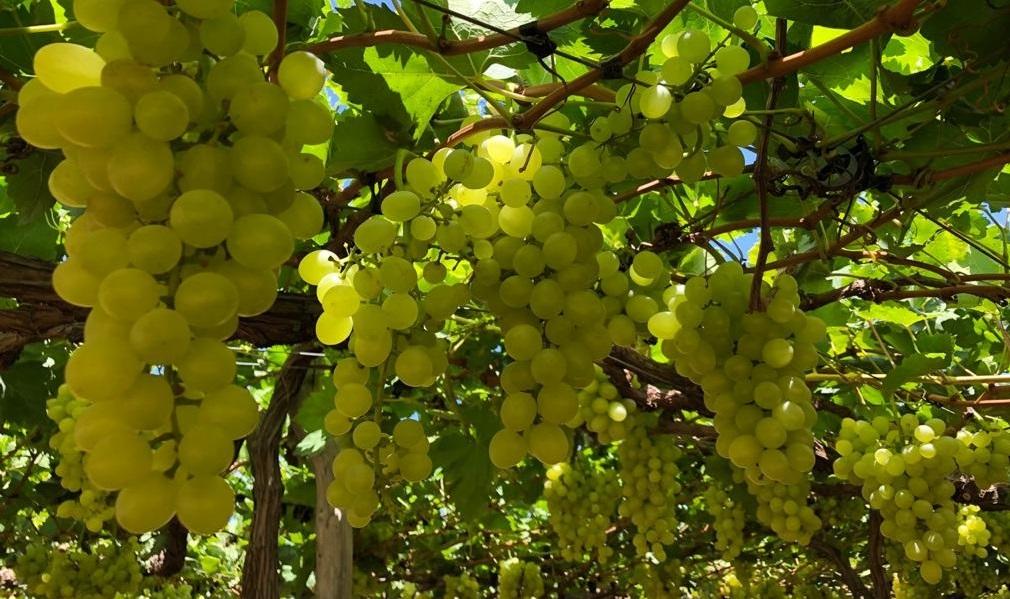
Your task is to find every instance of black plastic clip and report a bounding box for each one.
[518,21,557,59]
[600,55,624,80]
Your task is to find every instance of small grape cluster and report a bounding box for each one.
[957,504,992,558]
[833,415,960,584]
[632,558,685,599]
[15,539,143,599]
[984,511,1010,555]
[566,5,762,195]
[443,573,480,599]
[498,558,544,599]
[23,0,334,536]
[704,483,746,561]
[567,367,637,443]
[655,262,824,544]
[954,428,1010,488]
[618,420,682,561]
[543,457,621,562]
[325,370,432,528]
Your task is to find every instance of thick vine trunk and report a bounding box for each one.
[147,518,188,578]
[311,443,353,599]
[240,350,313,599]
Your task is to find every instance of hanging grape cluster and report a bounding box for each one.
[498,558,544,599]
[19,0,333,536]
[567,366,638,443]
[543,456,621,562]
[618,419,683,561]
[653,262,824,544]
[704,482,746,561]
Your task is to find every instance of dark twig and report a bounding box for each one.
[868,512,889,598]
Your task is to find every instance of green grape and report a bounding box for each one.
[226,214,295,270]
[176,337,236,392]
[680,91,716,124]
[230,135,290,192]
[134,90,189,141]
[57,87,132,148]
[175,0,233,19]
[229,82,289,135]
[200,385,259,440]
[640,85,673,119]
[286,98,335,145]
[734,5,760,30]
[708,75,744,106]
[727,120,758,146]
[526,422,569,464]
[178,424,234,475]
[239,10,279,55]
[174,475,235,535]
[84,430,153,490]
[129,307,191,364]
[200,13,245,57]
[97,268,162,321]
[382,190,422,221]
[709,145,746,177]
[107,133,175,202]
[717,45,752,76]
[619,420,682,561]
[33,43,104,93]
[489,429,527,469]
[278,51,327,99]
[174,271,240,329]
[52,258,100,307]
[677,29,711,63]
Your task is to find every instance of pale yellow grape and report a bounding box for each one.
[129,308,191,364]
[175,475,235,535]
[321,284,359,318]
[71,145,114,193]
[134,91,189,141]
[489,429,527,469]
[176,338,236,392]
[278,51,326,99]
[52,258,99,307]
[108,133,174,202]
[354,215,398,253]
[530,348,567,384]
[48,159,96,208]
[399,454,433,482]
[734,6,759,30]
[381,190,421,222]
[230,136,289,192]
[351,421,381,450]
[179,145,233,194]
[73,0,130,32]
[391,419,425,449]
[640,85,673,119]
[537,382,579,424]
[708,76,744,106]
[276,192,324,239]
[200,13,245,57]
[325,409,352,436]
[17,77,53,106]
[157,74,205,120]
[100,59,157,103]
[298,249,338,285]
[174,271,240,328]
[74,402,132,451]
[395,346,434,387]
[179,424,234,476]
[289,152,326,190]
[95,31,131,61]
[56,86,132,148]
[501,392,537,431]
[127,225,182,274]
[504,324,542,360]
[98,268,162,321]
[194,314,239,342]
[83,305,131,342]
[332,358,369,387]
[382,293,418,330]
[353,332,393,367]
[16,91,66,149]
[175,0,233,19]
[123,8,189,67]
[240,11,279,55]
[34,43,104,93]
[286,99,334,145]
[716,46,751,76]
[76,227,129,277]
[84,431,152,490]
[316,313,353,345]
[169,189,234,249]
[335,383,372,418]
[86,192,135,228]
[498,205,535,238]
[229,82,288,135]
[201,385,259,439]
[121,374,174,430]
[215,261,279,317]
[206,53,263,103]
[226,214,294,270]
[709,145,745,177]
[526,423,569,464]
[114,474,176,533]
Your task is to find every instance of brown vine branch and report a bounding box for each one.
[809,535,872,599]
[803,280,1010,310]
[890,151,1010,186]
[308,0,609,56]
[267,0,289,82]
[868,511,888,599]
[0,65,22,91]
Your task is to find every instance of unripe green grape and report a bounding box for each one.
[489,429,527,469]
[200,385,259,440]
[240,10,279,55]
[640,85,673,119]
[73,0,130,32]
[200,14,245,57]
[762,338,794,368]
[129,308,190,364]
[276,191,323,239]
[676,150,708,182]
[286,99,334,145]
[500,177,532,207]
[175,475,235,535]
[443,149,474,180]
[727,120,758,146]
[231,135,290,192]
[504,324,542,360]
[661,56,693,85]
[279,51,326,99]
[709,145,746,177]
[680,92,716,124]
[230,82,289,135]
[206,53,264,103]
[57,87,132,148]
[158,74,205,122]
[708,76,744,106]
[174,272,240,329]
[461,156,494,189]
[677,30,711,63]
[567,144,600,178]
[716,45,751,76]
[33,43,104,93]
[526,423,568,464]
[108,133,174,202]
[289,152,326,190]
[381,190,421,222]
[734,5,759,30]
[133,91,189,142]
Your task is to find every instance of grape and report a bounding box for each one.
[175,475,235,535]
[52,258,100,307]
[175,0,232,19]
[65,339,143,401]
[734,5,760,30]
[640,85,673,119]
[526,422,569,464]
[278,51,327,99]
[175,338,236,392]
[107,133,174,202]
[84,431,152,490]
[226,214,295,270]
[680,91,716,124]
[134,90,189,141]
[717,45,752,76]
[230,82,289,135]
[709,145,746,177]
[57,87,132,148]
[728,120,758,146]
[34,43,104,93]
[129,308,191,364]
[230,135,290,192]
[178,424,234,475]
[97,268,162,321]
[489,429,527,469]
[174,271,239,329]
[619,421,682,561]
[678,30,711,63]
[200,14,245,57]
[708,75,744,106]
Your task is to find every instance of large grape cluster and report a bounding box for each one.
[20,0,333,535]
[543,456,621,562]
[618,421,682,560]
[498,558,544,599]
[655,262,824,544]
[833,415,962,584]
[442,573,480,599]
[704,483,745,561]
[567,367,637,443]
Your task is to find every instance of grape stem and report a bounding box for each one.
[683,4,769,61]
[267,0,289,82]
[0,22,76,36]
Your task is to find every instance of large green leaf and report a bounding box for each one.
[326,113,403,175]
[764,0,890,28]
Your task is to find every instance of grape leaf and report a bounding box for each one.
[326,113,403,175]
[764,0,890,29]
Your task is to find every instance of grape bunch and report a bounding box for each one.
[570,6,763,192]
[833,415,961,584]
[566,367,637,443]
[618,419,682,560]
[543,456,621,562]
[654,262,824,544]
[632,558,686,599]
[21,0,332,535]
[957,504,992,558]
[443,573,480,599]
[15,539,143,599]
[704,483,746,561]
[984,511,1010,555]
[955,427,1010,488]
[498,558,544,599]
